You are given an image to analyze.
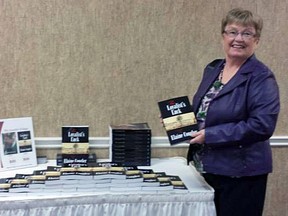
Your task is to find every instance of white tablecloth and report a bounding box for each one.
[0,157,216,216]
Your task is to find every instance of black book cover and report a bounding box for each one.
[45,172,61,181]
[166,175,188,190]
[45,166,61,181]
[0,178,13,192]
[112,136,151,142]
[113,159,150,166]
[29,170,46,184]
[96,161,123,167]
[47,166,61,171]
[17,131,33,153]
[60,167,77,177]
[14,173,32,179]
[112,154,150,159]
[92,164,125,179]
[93,166,109,178]
[112,143,151,149]
[9,178,29,192]
[62,126,89,154]
[139,169,159,183]
[124,167,143,180]
[111,143,151,148]
[75,167,94,177]
[109,166,125,176]
[61,153,89,167]
[111,147,150,152]
[158,96,198,145]
[110,122,151,132]
[33,170,47,175]
[28,174,46,185]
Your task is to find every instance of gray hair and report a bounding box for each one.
[221,8,263,38]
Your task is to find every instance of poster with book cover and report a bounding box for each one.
[0,117,37,171]
[158,96,198,145]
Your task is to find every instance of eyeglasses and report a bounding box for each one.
[223,30,256,40]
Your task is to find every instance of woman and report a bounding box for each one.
[189,8,280,216]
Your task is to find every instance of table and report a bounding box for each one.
[0,157,216,216]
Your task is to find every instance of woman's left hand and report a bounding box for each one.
[189,129,205,144]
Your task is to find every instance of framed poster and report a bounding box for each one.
[0,117,37,171]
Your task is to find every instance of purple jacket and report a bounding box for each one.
[192,55,280,176]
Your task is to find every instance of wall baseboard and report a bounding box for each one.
[35,136,288,149]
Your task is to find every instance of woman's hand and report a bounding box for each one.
[159,114,164,127]
[190,129,205,144]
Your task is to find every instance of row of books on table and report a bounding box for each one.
[0,162,188,195]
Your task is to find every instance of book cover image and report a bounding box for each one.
[17,131,33,153]
[62,126,89,154]
[158,96,198,145]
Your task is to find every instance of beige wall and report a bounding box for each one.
[265,147,288,216]
[0,0,287,137]
[1,1,288,215]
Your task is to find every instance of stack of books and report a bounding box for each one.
[0,163,189,194]
[109,123,151,166]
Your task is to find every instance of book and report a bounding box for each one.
[61,126,90,167]
[60,167,77,180]
[61,154,90,168]
[167,175,189,193]
[93,163,126,180]
[0,178,12,193]
[158,96,198,145]
[9,178,29,193]
[61,126,89,154]
[111,167,144,184]
[139,169,160,187]
[156,173,174,190]
[75,167,94,180]
[27,170,47,190]
[45,171,61,183]
[107,167,126,180]
[45,167,61,185]
[56,153,97,167]
[92,166,110,180]
[28,174,46,189]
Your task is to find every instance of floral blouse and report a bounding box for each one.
[193,75,224,173]
[196,77,224,130]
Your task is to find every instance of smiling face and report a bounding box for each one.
[222,23,260,61]
[221,8,263,63]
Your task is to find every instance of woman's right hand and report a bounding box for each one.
[159,114,164,127]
